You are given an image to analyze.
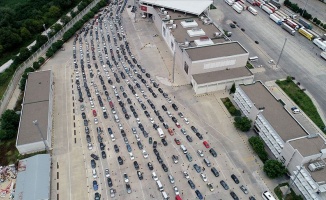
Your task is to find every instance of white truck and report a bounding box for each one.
[157,128,165,138]
[321,51,326,60]
[261,5,274,14]
[225,0,234,6]
[313,38,326,51]
[269,14,282,25]
[232,3,243,13]
[248,6,258,15]
[281,23,295,36]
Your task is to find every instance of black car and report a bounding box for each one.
[145,73,150,78]
[153,82,159,88]
[147,162,154,170]
[103,112,108,119]
[231,174,240,184]
[142,130,149,138]
[141,103,146,110]
[186,135,193,142]
[91,153,99,160]
[196,132,203,140]
[158,116,164,122]
[163,123,169,129]
[195,190,203,200]
[82,112,86,119]
[153,141,157,148]
[137,141,143,150]
[133,161,140,170]
[172,103,178,111]
[157,155,163,164]
[144,110,150,117]
[230,191,239,200]
[125,113,130,119]
[137,171,143,180]
[122,92,128,98]
[153,148,159,156]
[220,180,229,190]
[152,92,157,98]
[84,119,88,126]
[133,111,138,118]
[211,167,220,177]
[158,88,163,93]
[100,142,105,151]
[114,144,119,153]
[86,135,91,143]
[188,179,195,189]
[153,123,159,130]
[172,117,177,123]
[101,151,107,159]
[209,148,218,157]
[91,159,96,168]
[107,177,113,187]
[161,138,168,146]
[191,126,199,133]
[127,98,132,104]
[118,156,123,165]
[161,163,168,172]
[163,93,168,98]
[249,196,256,200]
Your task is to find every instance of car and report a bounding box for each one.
[88,143,93,150]
[209,148,217,157]
[163,122,169,129]
[118,156,123,165]
[129,152,135,160]
[137,141,143,150]
[91,153,99,160]
[153,123,159,130]
[174,138,181,145]
[197,150,204,157]
[203,141,210,148]
[92,110,97,117]
[158,116,164,122]
[240,185,248,194]
[200,173,208,182]
[91,159,96,168]
[207,183,214,191]
[191,126,198,133]
[184,118,189,124]
[149,137,153,144]
[82,112,86,119]
[249,196,256,200]
[153,141,157,148]
[291,106,300,114]
[84,119,88,126]
[172,103,178,111]
[181,128,187,135]
[162,163,169,172]
[149,117,154,123]
[124,173,129,182]
[134,161,140,170]
[161,138,168,146]
[172,155,179,163]
[114,144,119,153]
[183,171,190,179]
[137,170,143,180]
[144,110,150,117]
[126,144,132,152]
[196,132,203,140]
[230,23,236,28]
[173,186,180,195]
[193,164,201,173]
[94,192,101,200]
[178,112,184,118]
[186,153,193,162]
[166,111,172,117]
[109,188,115,198]
[188,179,195,189]
[168,128,174,135]
[93,180,98,191]
[157,155,163,163]
[158,88,163,93]
[105,168,110,177]
[162,105,167,111]
[231,174,240,184]
[186,135,193,142]
[220,180,229,190]
[195,190,203,200]
[126,183,132,194]
[107,177,113,187]
[175,122,181,128]
[147,162,154,170]
[101,151,106,159]
[211,167,220,177]
[230,191,239,200]
[94,118,99,124]
[142,149,149,158]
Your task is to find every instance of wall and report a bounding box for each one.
[17,141,47,155]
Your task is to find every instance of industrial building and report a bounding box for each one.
[139,0,254,94]
[234,81,326,200]
[14,154,51,200]
[16,70,53,154]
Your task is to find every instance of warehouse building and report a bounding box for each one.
[139,0,254,94]
[234,81,326,200]
[16,70,53,154]
[14,154,51,200]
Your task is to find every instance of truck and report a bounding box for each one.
[269,0,281,8]
[157,128,165,138]
[313,38,326,51]
[267,3,278,11]
[225,0,235,5]
[237,0,248,9]
[248,6,258,15]
[285,19,299,30]
[246,0,258,5]
[321,51,326,60]
[274,11,287,21]
[232,3,243,13]
[298,27,314,40]
[281,23,296,35]
[261,5,273,14]
[265,4,276,12]
[298,18,312,30]
[283,8,297,19]
[269,14,282,25]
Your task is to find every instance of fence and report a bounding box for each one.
[0,0,102,115]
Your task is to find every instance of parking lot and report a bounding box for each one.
[46,1,276,200]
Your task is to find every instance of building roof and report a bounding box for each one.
[185,42,248,61]
[141,0,212,15]
[14,154,51,200]
[240,81,308,141]
[289,135,326,157]
[192,67,253,84]
[304,159,326,183]
[17,70,52,146]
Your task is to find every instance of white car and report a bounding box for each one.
[184,118,189,124]
[112,109,116,114]
[197,150,204,157]
[173,186,179,195]
[200,173,208,182]
[183,171,190,179]
[118,123,123,130]
[167,111,172,118]
[105,168,110,177]
[136,118,141,124]
[88,143,93,150]
[129,152,135,160]
[149,118,154,124]
[142,150,149,159]
[94,118,99,124]
[124,173,129,183]
[90,101,95,108]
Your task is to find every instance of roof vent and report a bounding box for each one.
[258,107,265,110]
[308,161,326,172]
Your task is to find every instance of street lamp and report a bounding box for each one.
[275,38,287,69]
[33,120,50,154]
[43,24,50,41]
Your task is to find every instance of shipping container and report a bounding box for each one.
[298,18,312,30]
[248,6,258,15]
[265,4,275,12]
[269,14,282,25]
[313,38,326,51]
[285,19,299,30]
[237,1,248,9]
[261,5,274,14]
[298,27,314,40]
[281,23,296,35]
[275,11,287,20]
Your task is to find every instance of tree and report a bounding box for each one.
[20,27,32,40]
[0,109,20,140]
[316,20,321,25]
[263,160,287,178]
[234,116,252,131]
[313,17,318,23]
[33,61,41,70]
[323,24,326,29]
[60,15,71,25]
[19,76,27,91]
[51,23,63,33]
[48,6,61,18]
[249,136,269,162]
[16,48,31,63]
[230,83,236,94]
[38,57,45,65]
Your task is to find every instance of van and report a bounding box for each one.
[152,172,158,181]
[204,158,211,167]
[156,180,164,191]
[180,145,188,154]
[161,191,169,200]
[135,134,140,141]
[110,134,116,141]
[168,174,175,184]
[92,169,97,178]
[114,114,119,123]
[249,56,258,62]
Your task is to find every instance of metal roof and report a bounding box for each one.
[14,154,51,200]
[140,0,213,15]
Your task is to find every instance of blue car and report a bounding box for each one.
[193,164,201,173]
[195,190,203,200]
[93,180,98,191]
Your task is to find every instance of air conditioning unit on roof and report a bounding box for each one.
[163,11,168,15]
[160,8,165,12]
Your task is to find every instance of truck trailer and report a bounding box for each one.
[225,0,235,6]
[283,8,297,19]
[270,14,282,25]
[313,38,326,51]
[298,18,312,30]
[248,6,258,15]
[261,5,274,14]
[285,19,299,30]
[298,27,314,40]
[281,23,296,35]
[232,3,243,13]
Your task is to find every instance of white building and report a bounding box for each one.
[234,81,326,200]
[139,0,254,94]
[16,70,53,154]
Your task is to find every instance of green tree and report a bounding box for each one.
[234,116,252,131]
[0,109,20,140]
[51,23,63,33]
[323,24,326,29]
[263,160,287,178]
[60,15,71,25]
[230,83,236,94]
[20,27,32,40]
[16,48,31,63]
[48,6,61,18]
[33,61,40,70]
[316,20,321,25]
[249,136,269,162]
[19,77,27,91]
[0,44,3,54]
[38,57,45,65]
[313,17,318,23]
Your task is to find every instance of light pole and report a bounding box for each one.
[43,24,50,41]
[33,120,50,154]
[283,165,303,199]
[276,38,287,69]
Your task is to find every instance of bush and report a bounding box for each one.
[313,17,318,22]
[263,160,287,179]
[249,136,269,162]
[38,57,45,65]
[0,110,20,140]
[316,20,321,25]
[33,62,41,70]
[323,24,326,29]
[234,116,252,132]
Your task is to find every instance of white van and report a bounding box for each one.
[152,172,158,181]
[114,114,119,123]
[180,145,188,154]
[135,134,140,141]
[161,191,170,200]
[92,169,97,178]
[156,180,164,191]
[110,133,116,141]
[249,56,258,62]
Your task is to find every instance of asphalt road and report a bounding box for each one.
[211,0,326,123]
[289,0,326,23]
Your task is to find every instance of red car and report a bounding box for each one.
[92,110,97,117]
[203,141,210,148]
[175,122,181,128]
[174,138,181,145]
[168,128,174,136]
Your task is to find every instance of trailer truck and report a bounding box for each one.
[270,14,282,25]
[225,0,235,6]
[232,3,243,13]
[313,38,326,51]
[283,8,297,19]
[261,5,274,14]
[298,18,312,30]
[281,23,295,35]
[298,27,314,40]
[285,19,299,30]
[248,6,258,15]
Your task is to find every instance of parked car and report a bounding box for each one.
[193,164,201,173]
[195,190,203,200]
[172,155,179,164]
[231,174,240,184]
[240,185,248,194]
[220,180,229,190]
[188,179,195,189]
[209,148,217,157]
[147,162,154,170]
[211,167,220,177]
[203,141,210,148]
[230,191,239,200]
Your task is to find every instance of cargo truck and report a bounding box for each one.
[321,52,326,60]
[298,27,314,40]
[270,14,282,25]
[274,11,287,20]
[225,0,235,6]
[261,5,273,14]
[237,0,248,9]
[298,18,312,30]
[232,3,243,13]
[248,6,258,15]
[281,23,295,35]
[313,38,326,51]
[268,3,278,11]
[265,4,276,12]
[246,0,258,5]
[285,19,299,30]
[157,128,165,138]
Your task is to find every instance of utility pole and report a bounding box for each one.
[43,24,50,41]
[33,120,50,154]
[283,165,303,199]
[276,38,287,69]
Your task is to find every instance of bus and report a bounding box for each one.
[262,191,276,200]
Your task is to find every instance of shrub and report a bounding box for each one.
[234,116,252,132]
[313,17,317,22]
[249,136,269,162]
[323,24,326,29]
[33,62,41,70]
[316,20,321,25]
[263,160,287,179]
[38,57,45,65]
